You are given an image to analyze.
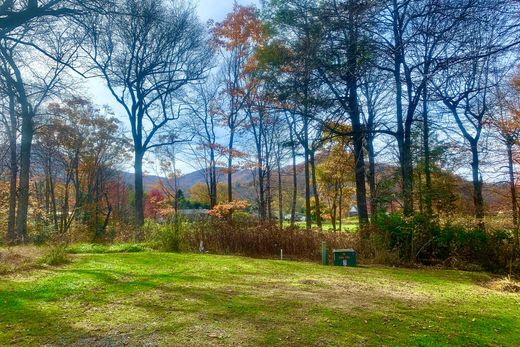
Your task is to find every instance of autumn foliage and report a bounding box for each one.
[208,200,250,219]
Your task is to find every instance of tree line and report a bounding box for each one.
[0,0,519,247]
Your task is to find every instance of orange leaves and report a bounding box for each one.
[212,4,267,80]
[208,200,249,219]
[212,5,266,52]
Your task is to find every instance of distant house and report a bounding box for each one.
[178,209,209,221]
[282,213,305,222]
[348,206,358,217]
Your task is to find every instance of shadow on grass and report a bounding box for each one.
[0,253,518,346]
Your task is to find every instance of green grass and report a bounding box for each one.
[284,217,359,231]
[66,243,149,254]
[0,252,518,346]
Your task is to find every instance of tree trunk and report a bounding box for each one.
[304,143,311,229]
[277,157,283,229]
[346,6,369,226]
[209,146,217,208]
[310,149,322,229]
[15,111,33,243]
[470,142,484,226]
[290,137,297,227]
[507,141,518,247]
[256,140,266,220]
[227,130,234,202]
[134,150,145,234]
[339,187,343,231]
[266,161,272,220]
[423,84,433,216]
[402,121,414,216]
[302,114,311,229]
[47,159,58,232]
[367,133,377,222]
[6,93,17,243]
[332,185,338,231]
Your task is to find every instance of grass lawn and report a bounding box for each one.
[0,251,519,346]
[284,217,359,232]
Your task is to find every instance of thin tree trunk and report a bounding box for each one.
[310,149,322,229]
[209,146,217,208]
[256,140,266,220]
[423,84,433,216]
[332,185,338,231]
[290,137,297,227]
[15,111,33,243]
[403,121,414,216]
[47,160,58,232]
[367,133,377,222]
[304,144,311,229]
[507,141,518,247]
[266,160,272,220]
[227,130,234,202]
[6,93,17,243]
[339,187,343,231]
[277,156,283,229]
[303,114,311,229]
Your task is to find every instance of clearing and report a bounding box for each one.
[0,251,519,346]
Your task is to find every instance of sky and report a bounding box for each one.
[197,0,259,22]
[87,0,260,176]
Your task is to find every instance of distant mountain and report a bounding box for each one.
[122,167,254,193]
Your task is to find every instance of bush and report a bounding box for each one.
[183,216,359,262]
[370,213,517,272]
[144,219,187,252]
[40,245,70,266]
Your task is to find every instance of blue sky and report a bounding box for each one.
[197,0,260,21]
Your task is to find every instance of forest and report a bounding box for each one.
[1,1,520,345]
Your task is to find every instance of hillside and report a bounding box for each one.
[121,168,254,193]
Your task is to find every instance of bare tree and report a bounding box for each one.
[185,79,223,208]
[432,0,518,225]
[84,0,211,229]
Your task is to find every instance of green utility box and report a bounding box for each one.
[333,249,357,267]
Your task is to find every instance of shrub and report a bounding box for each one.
[157,223,186,252]
[370,213,517,272]
[183,216,359,262]
[40,245,70,266]
[144,219,187,252]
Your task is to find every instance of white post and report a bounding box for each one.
[280,249,283,260]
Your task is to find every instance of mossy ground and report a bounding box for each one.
[0,251,518,346]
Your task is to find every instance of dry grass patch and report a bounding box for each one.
[485,276,520,293]
[0,246,45,275]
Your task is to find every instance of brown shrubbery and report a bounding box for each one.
[179,212,518,274]
[184,214,358,262]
